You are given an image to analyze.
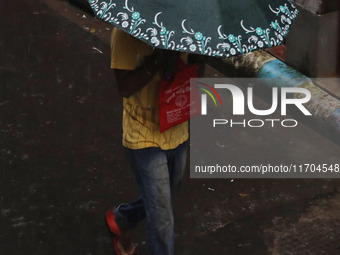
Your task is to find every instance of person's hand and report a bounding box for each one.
[160,51,181,80]
[162,62,178,81]
[143,50,181,80]
[142,50,161,76]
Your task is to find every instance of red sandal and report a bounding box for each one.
[106,210,137,255]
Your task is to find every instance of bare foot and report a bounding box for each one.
[116,228,136,255]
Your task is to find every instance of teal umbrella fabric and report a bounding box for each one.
[87,0,298,58]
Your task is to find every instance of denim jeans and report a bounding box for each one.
[113,141,188,255]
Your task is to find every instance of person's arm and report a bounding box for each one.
[115,53,159,98]
[115,50,180,98]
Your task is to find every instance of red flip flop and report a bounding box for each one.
[106,210,136,255]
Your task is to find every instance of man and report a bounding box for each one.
[105,27,191,255]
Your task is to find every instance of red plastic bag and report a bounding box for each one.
[159,62,200,133]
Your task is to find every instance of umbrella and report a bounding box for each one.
[87,0,298,58]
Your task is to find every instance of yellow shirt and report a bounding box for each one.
[111,28,188,150]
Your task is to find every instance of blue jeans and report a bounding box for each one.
[113,141,188,255]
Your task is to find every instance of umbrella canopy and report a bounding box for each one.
[88,0,298,58]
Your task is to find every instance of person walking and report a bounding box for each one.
[105,27,191,255]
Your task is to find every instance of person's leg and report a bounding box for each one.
[113,197,145,230]
[107,199,142,254]
[125,146,175,255]
[167,141,189,198]
[107,153,147,254]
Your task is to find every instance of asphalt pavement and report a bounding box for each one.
[1,1,340,254]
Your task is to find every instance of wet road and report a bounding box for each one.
[1,0,340,254]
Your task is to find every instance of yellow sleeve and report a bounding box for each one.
[110,28,153,70]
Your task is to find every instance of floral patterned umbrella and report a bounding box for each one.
[87,0,298,58]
